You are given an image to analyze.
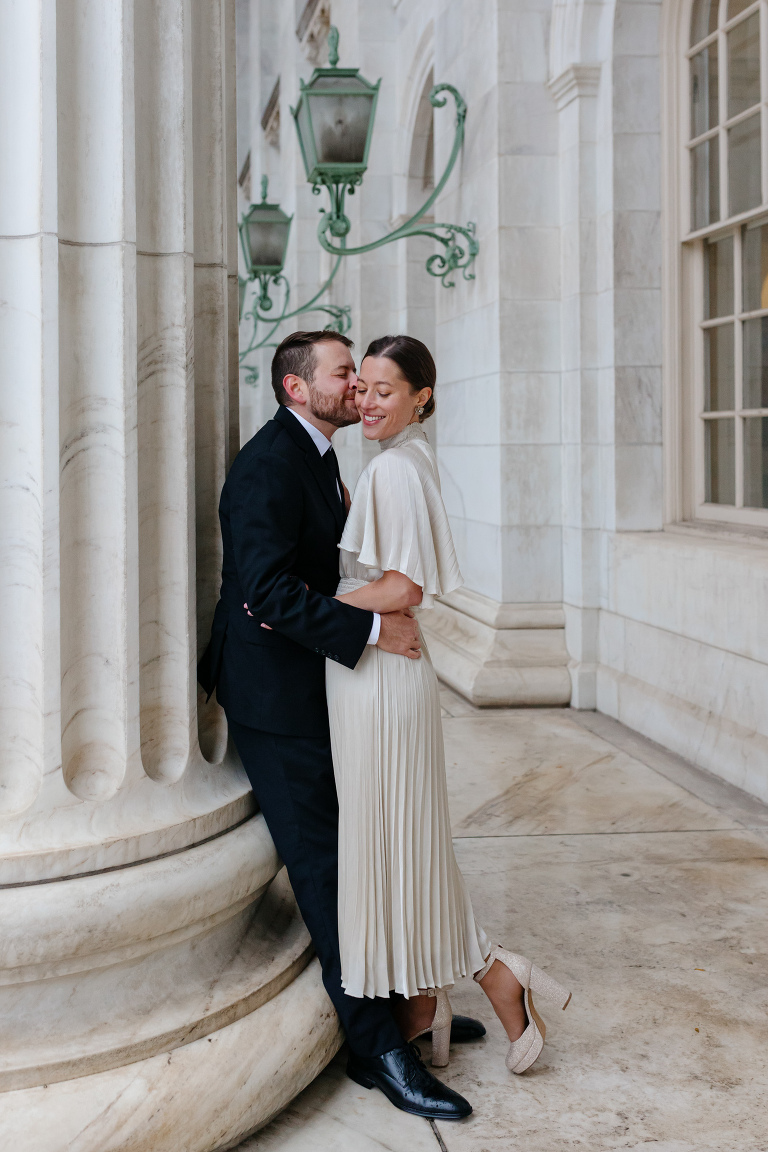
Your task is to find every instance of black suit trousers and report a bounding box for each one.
[228,719,404,1059]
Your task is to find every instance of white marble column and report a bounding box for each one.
[549,63,602,709]
[0,3,340,1147]
[421,0,572,706]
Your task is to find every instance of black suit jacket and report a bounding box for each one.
[198,406,374,737]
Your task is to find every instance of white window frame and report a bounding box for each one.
[665,0,768,529]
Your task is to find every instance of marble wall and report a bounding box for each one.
[236,0,573,705]
[237,0,768,802]
[0,3,339,1147]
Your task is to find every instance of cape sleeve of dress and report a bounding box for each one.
[339,449,463,610]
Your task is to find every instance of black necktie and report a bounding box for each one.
[323,446,344,507]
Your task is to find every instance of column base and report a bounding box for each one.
[421,589,572,707]
[0,817,342,1151]
[0,960,340,1152]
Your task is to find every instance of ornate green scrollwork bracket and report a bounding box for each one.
[313,83,478,288]
[238,259,352,386]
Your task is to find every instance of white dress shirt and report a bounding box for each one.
[286,407,380,645]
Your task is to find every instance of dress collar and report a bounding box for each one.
[380,422,428,451]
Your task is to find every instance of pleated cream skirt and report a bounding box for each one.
[326,597,490,999]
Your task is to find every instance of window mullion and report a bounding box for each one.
[735,227,745,506]
[719,21,728,217]
[761,0,768,203]
[694,240,707,511]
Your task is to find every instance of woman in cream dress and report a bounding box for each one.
[327,336,571,1074]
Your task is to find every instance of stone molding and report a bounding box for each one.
[261,79,280,149]
[0,818,322,1091]
[421,591,572,707]
[0,817,277,983]
[0,960,341,1152]
[548,63,601,110]
[441,588,566,630]
[0,782,255,885]
[295,0,331,65]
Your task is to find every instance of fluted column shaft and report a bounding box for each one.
[135,0,196,783]
[57,0,136,801]
[0,1,56,816]
[193,0,237,762]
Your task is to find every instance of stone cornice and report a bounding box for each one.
[548,64,601,111]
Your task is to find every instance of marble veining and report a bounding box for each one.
[0,871,313,1090]
[0,4,339,1149]
[243,701,768,1152]
[0,961,342,1152]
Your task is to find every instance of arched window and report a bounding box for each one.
[687,0,768,521]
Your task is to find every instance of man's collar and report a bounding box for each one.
[285,406,332,456]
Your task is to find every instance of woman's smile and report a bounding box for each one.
[355,353,431,440]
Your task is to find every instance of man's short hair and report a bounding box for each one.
[271,330,354,405]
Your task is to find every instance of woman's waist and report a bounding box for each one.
[336,576,372,594]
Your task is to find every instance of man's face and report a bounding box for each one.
[305,341,360,428]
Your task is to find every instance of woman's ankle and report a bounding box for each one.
[391,993,437,1039]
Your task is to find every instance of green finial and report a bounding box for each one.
[328,25,339,68]
[260,174,268,203]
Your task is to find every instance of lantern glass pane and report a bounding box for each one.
[247,218,290,269]
[307,77,375,164]
[296,96,316,174]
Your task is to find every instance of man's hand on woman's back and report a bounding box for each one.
[376,609,421,659]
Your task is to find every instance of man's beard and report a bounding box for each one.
[306,382,360,428]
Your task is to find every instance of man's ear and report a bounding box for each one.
[283,373,308,405]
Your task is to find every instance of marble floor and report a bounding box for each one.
[236,692,768,1152]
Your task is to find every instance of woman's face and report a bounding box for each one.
[355,356,431,441]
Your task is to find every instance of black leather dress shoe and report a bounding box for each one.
[347,1043,472,1121]
[424,1014,486,1044]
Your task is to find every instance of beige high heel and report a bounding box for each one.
[474,945,571,1074]
[407,987,452,1067]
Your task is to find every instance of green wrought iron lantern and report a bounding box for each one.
[291,27,379,237]
[238,177,293,309]
[237,170,351,386]
[290,27,478,288]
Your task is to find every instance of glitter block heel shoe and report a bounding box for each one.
[408,987,452,1067]
[474,945,571,1074]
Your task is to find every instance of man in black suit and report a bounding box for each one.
[199,331,476,1120]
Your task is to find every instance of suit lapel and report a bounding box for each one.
[274,407,345,533]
